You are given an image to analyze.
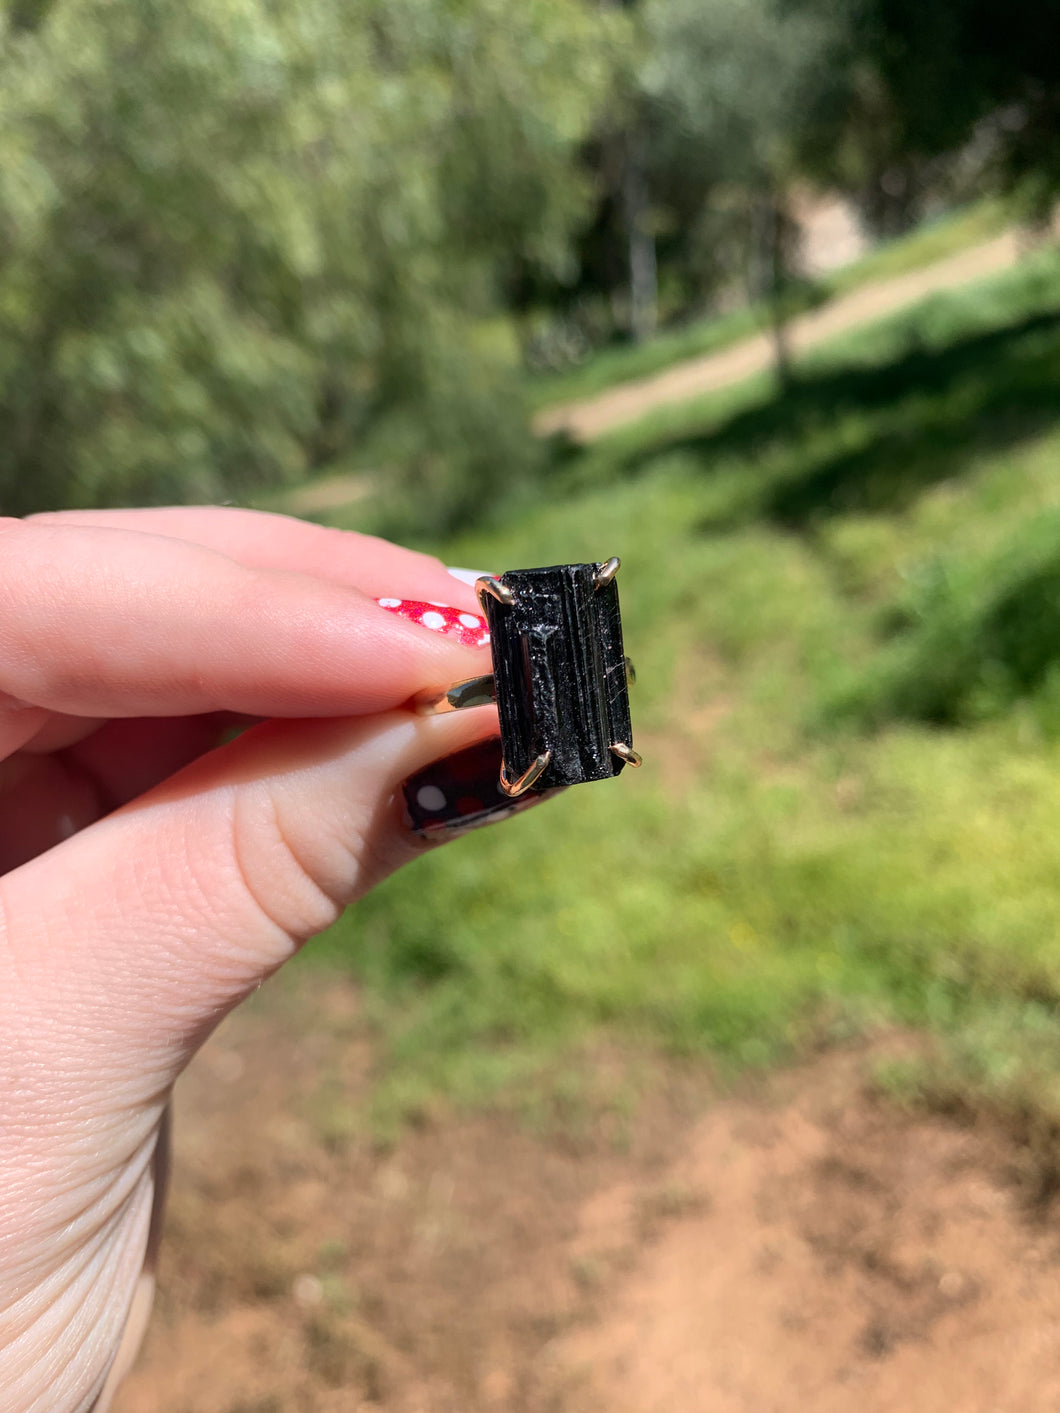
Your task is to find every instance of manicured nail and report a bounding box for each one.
[403,737,555,839]
[445,567,492,588]
[375,597,490,648]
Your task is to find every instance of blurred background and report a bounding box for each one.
[6,0,1060,1407]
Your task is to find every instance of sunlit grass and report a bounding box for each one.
[301,243,1060,1129]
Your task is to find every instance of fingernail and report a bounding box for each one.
[445,566,492,587]
[375,597,490,648]
[403,737,556,839]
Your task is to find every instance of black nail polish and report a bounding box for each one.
[403,737,545,838]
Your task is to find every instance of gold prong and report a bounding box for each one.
[499,750,552,798]
[593,556,621,590]
[475,575,515,608]
[611,742,642,768]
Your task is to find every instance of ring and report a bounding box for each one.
[418,558,641,798]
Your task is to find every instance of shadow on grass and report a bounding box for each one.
[834,523,1060,730]
[623,309,1060,530]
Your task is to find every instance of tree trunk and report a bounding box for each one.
[767,198,794,391]
[623,133,658,344]
[751,191,796,392]
[767,283,793,390]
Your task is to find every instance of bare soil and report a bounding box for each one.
[113,976,1060,1413]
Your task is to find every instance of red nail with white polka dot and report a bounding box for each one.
[402,736,561,839]
[375,597,491,649]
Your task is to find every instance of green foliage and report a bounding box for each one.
[833,513,1060,730]
[640,0,844,190]
[631,0,849,374]
[301,250,1060,1131]
[1,0,1048,521]
[0,0,619,518]
[795,0,1060,226]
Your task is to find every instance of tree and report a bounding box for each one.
[791,0,1060,232]
[636,0,848,381]
[0,0,619,523]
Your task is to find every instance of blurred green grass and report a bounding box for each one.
[301,241,1060,1133]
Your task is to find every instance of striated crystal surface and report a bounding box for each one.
[482,562,634,790]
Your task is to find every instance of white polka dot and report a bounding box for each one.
[378,597,401,608]
[426,600,446,607]
[416,784,447,812]
[421,610,447,630]
[458,613,481,629]
[476,632,490,647]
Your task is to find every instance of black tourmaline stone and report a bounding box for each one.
[482,562,634,790]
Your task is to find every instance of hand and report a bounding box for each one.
[0,508,503,1413]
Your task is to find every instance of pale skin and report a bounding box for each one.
[0,507,503,1413]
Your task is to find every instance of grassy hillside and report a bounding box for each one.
[305,244,1060,1135]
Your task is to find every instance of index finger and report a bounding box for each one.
[0,518,488,721]
[26,505,483,609]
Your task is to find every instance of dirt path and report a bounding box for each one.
[535,231,1030,443]
[115,980,1060,1413]
[557,1059,1060,1413]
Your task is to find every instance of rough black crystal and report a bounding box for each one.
[482,562,634,790]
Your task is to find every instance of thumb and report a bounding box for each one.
[0,707,512,1097]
